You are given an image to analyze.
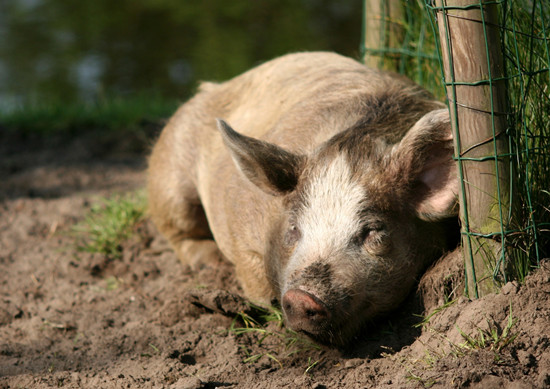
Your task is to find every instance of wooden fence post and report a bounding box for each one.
[435,0,511,297]
[363,0,404,71]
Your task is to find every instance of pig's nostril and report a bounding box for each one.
[282,289,330,332]
[306,308,322,318]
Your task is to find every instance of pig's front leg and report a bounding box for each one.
[233,252,275,306]
[176,239,222,271]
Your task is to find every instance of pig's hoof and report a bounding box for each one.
[282,289,330,334]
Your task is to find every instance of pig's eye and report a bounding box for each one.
[358,227,373,242]
[284,224,301,246]
[357,226,390,254]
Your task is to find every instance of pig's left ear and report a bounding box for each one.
[392,109,459,221]
[217,119,305,196]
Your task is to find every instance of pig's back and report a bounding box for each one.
[201,52,441,154]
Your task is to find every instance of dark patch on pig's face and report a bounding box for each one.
[300,261,331,283]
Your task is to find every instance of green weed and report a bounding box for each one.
[304,356,320,375]
[414,299,457,329]
[405,371,437,388]
[104,276,122,291]
[229,304,321,371]
[148,343,160,354]
[73,191,147,259]
[402,303,518,386]
[455,303,518,354]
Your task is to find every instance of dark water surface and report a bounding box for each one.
[0,0,362,111]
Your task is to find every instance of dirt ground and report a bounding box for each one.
[1,130,549,388]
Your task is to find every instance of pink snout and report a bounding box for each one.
[282,289,330,333]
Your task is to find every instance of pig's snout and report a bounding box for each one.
[282,289,330,334]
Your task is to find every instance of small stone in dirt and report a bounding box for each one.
[501,281,519,295]
[170,376,202,389]
[344,358,362,369]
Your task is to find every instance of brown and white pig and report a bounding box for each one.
[148,52,458,345]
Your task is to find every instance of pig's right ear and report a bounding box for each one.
[391,109,459,221]
[217,119,305,196]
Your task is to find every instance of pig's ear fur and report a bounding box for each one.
[393,109,459,221]
[217,119,305,196]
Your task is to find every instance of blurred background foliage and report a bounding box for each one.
[0,0,362,113]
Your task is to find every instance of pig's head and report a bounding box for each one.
[217,108,458,345]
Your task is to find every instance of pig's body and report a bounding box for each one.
[148,52,458,345]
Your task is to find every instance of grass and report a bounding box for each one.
[141,343,161,358]
[73,191,147,260]
[454,303,518,354]
[504,0,550,279]
[229,303,322,372]
[104,276,122,291]
[402,302,519,386]
[414,299,457,329]
[419,302,519,357]
[0,94,178,135]
[405,371,437,388]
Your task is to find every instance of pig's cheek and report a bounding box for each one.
[278,245,300,287]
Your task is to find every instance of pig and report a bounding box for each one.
[147,52,458,345]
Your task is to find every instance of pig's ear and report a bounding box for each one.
[217,119,305,196]
[392,109,459,221]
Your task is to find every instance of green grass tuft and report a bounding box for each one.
[414,299,458,329]
[73,191,147,259]
[455,303,518,354]
[229,303,322,371]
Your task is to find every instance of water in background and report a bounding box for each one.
[0,0,362,112]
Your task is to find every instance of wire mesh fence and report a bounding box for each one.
[361,0,549,297]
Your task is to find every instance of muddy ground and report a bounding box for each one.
[1,129,549,388]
